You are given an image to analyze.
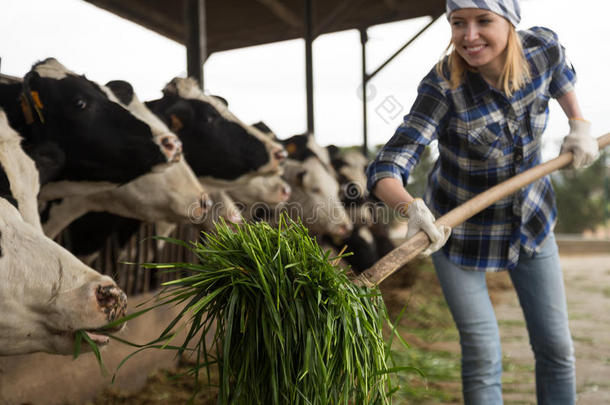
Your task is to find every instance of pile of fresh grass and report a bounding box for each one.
[106,216,407,404]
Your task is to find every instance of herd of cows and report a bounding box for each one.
[0,58,399,357]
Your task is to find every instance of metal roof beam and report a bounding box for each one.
[314,0,366,39]
[366,13,442,81]
[256,0,302,29]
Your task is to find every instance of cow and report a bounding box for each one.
[0,109,42,230]
[0,58,181,202]
[0,198,127,355]
[278,134,352,237]
[41,80,211,239]
[145,77,287,188]
[42,157,210,239]
[322,225,379,273]
[226,174,291,222]
[327,145,369,206]
[56,188,242,264]
[0,109,126,355]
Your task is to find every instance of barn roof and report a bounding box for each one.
[83,0,445,54]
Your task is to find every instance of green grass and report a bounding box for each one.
[100,216,413,404]
[379,261,462,404]
[498,319,527,328]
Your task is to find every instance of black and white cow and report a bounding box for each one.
[0,109,42,230]
[145,77,287,187]
[41,80,211,239]
[327,145,369,206]
[0,58,181,202]
[278,133,352,237]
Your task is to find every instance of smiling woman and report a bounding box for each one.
[445,8,529,95]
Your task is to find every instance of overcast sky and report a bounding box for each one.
[2,0,609,160]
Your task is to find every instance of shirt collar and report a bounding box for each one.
[465,70,493,103]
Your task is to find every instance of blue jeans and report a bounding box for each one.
[431,234,575,405]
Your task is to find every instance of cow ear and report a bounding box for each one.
[165,100,194,130]
[210,95,228,107]
[284,142,298,157]
[105,80,135,106]
[327,144,340,159]
[169,114,184,132]
[23,71,41,89]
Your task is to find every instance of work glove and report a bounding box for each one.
[560,119,599,169]
[404,198,451,257]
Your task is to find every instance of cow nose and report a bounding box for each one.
[336,223,353,237]
[191,193,213,219]
[95,284,127,322]
[227,212,242,224]
[280,184,291,201]
[160,134,183,163]
[273,148,288,163]
[202,194,213,210]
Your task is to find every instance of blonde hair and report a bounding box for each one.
[436,25,530,97]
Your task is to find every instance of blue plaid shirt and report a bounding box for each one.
[366,27,576,272]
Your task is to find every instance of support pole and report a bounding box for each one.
[360,14,441,155]
[186,0,207,89]
[367,14,441,82]
[304,0,314,134]
[360,28,368,157]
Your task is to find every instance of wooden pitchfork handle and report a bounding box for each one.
[354,133,610,288]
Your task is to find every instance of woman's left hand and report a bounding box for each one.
[560,119,599,169]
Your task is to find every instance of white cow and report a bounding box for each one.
[280,157,352,237]
[42,158,210,239]
[226,174,291,222]
[0,110,126,355]
[0,199,127,355]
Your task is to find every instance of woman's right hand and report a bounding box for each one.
[404,198,451,257]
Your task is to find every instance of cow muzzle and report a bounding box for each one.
[96,283,128,323]
[160,134,183,163]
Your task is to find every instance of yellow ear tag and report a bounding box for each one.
[169,114,183,132]
[285,142,297,156]
[30,91,44,109]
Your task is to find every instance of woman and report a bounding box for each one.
[366,1,599,404]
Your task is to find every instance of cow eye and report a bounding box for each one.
[74,98,87,110]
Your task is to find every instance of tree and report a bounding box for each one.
[552,151,608,234]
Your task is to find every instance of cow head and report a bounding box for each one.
[281,157,352,237]
[327,147,369,205]
[9,58,176,195]
[228,174,291,207]
[145,77,287,186]
[83,158,212,224]
[0,199,126,355]
[197,189,242,232]
[105,80,183,164]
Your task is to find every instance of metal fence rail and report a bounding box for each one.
[58,223,201,296]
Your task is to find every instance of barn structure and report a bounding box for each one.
[84,0,445,153]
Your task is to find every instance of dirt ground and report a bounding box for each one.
[494,254,610,405]
[408,253,610,405]
[83,253,610,405]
